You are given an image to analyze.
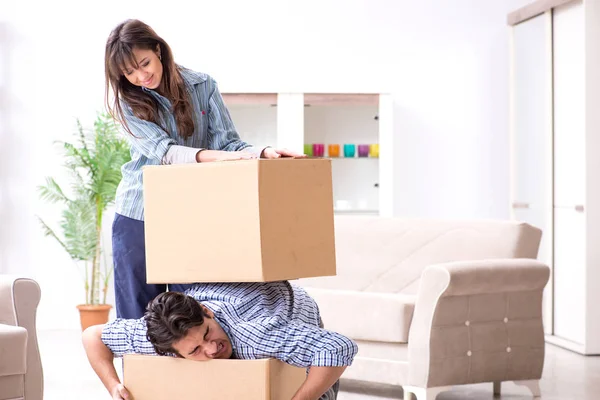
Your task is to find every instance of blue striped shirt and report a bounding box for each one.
[114,68,263,221]
[101,282,357,367]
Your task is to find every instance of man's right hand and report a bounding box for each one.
[196,150,255,163]
[111,384,130,400]
[82,325,127,400]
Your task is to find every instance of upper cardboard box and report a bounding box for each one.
[124,355,306,399]
[143,158,336,283]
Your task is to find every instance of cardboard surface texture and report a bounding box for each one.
[124,354,306,399]
[143,158,336,283]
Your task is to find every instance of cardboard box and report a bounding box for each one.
[124,355,306,400]
[143,158,336,283]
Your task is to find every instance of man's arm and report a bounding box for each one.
[82,325,129,399]
[82,318,155,398]
[292,366,346,400]
[233,321,358,400]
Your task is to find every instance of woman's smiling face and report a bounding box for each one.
[121,47,163,90]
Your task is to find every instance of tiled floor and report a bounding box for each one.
[39,329,600,399]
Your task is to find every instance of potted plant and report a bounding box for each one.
[38,112,131,331]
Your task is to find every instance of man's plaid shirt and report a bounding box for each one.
[101,281,357,398]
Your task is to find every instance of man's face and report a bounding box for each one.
[171,307,233,361]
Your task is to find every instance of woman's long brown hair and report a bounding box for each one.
[104,19,194,139]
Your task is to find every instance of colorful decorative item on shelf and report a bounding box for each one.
[343,144,355,158]
[328,144,340,157]
[312,143,325,157]
[307,143,378,158]
[358,144,370,158]
[370,143,379,158]
[303,144,313,156]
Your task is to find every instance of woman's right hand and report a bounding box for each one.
[196,150,255,163]
[111,384,130,399]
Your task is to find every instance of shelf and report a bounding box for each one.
[222,93,277,105]
[304,93,379,106]
[217,91,393,217]
[222,93,379,106]
[325,158,379,160]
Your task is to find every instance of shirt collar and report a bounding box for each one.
[179,67,207,86]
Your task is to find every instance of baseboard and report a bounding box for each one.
[545,334,600,355]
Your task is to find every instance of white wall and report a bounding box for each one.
[0,0,531,329]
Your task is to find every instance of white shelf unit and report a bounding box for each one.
[223,92,395,217]
[224,93,278,150]
[304,94,380,214]
[509,0,600,355]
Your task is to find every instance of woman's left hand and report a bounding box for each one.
[261,147,307,159]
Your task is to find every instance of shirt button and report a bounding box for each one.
[507,347,512,353]
[465,321,470,326]
[467,351,472,356]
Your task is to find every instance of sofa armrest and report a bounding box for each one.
[0,276,43,400]
[407,259,550,388]
[0,324,28,376]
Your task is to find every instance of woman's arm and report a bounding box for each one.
[122,102,254,164]
[120,103,179,163]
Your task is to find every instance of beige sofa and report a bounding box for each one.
[0,276,43,400]
[296,216,549,400]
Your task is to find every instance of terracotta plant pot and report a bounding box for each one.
[77,304,112,331]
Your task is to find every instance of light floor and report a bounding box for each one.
[39,329,600,400]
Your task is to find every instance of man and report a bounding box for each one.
[82,281,358,400]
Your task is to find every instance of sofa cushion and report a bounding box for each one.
[342,341,409,386]
[304,287,415,343]
[0,374,24,400]
[0,324,27,377]
[298,216,542,295]
[353,340,409,361]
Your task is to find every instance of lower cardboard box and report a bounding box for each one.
[124,354,306,399]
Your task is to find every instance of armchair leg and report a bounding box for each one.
[514,380,541,397]
[403,386,452,400]
[493,381,501,396]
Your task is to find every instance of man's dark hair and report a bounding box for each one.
[144,291,209,356]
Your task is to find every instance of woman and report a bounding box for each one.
[104,19,303,319]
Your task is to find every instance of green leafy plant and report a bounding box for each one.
[38,113,131,305]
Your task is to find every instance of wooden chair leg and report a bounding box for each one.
[493,381,501,396]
